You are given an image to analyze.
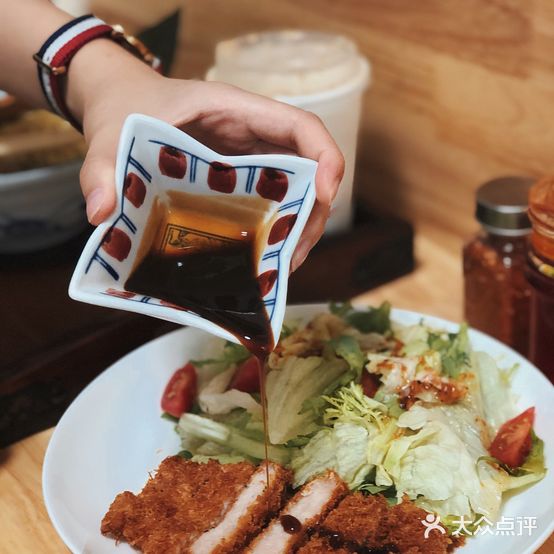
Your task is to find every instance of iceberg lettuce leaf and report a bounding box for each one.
[329,301,391,334]
[394,323,429,357]
[178,413,290,464]
[328,335,365,375]
[290,423,371,488]
[198,366,262,417]
[471,352,516,432]
[266,356,347,444]
[389,405,506,520]
[427,323,470,378]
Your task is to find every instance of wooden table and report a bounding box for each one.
[1,230,552,553]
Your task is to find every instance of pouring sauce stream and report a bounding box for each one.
[124,191,276,488]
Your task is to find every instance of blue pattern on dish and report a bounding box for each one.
[70,114,317,346]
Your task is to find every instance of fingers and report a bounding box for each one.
[313,142,345,205]
[240,95,345,199]
[79,135,117,225]
[238,93,344,264]
[290,200,331,272]
[284,110,345,207]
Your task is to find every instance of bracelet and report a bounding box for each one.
[33,14,160,132]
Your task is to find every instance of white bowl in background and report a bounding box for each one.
[0,159,86,254]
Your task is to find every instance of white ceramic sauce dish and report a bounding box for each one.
[69,114,317,344]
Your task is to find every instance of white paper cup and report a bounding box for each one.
[206,30,371,235]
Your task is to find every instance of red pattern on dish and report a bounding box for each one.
[208,162,237,193]
[123,172,146,208]
[256,168,288,202]
[105,288,136,299]
[160,299,187,311]
[159,146,187,179]
[101,227,131,261]
[257,269,278,296]
[268,214,297,245]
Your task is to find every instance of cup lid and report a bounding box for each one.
[475,176,534,233]
[211,30,367,97]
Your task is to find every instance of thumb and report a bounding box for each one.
[80,136,117,225]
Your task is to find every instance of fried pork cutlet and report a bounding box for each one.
[302,493,463,554]
[190,462,291,554]
[101,457,290,554]
[247,471,347,554]
[296,535,351,553]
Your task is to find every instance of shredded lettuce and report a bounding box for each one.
[197,366,262,417]
[427,323,471,377]
[291,423,371,488]
[390,404,506,520]
[328,335,365,376]
[395,323,429,356]
[280,323,297,340]
[266,356,347,444]
[385,420,481,518]
[178,413,290,464]
[471,352,516,432]
[323,383,389,430]
[191,341,250,372]
[171,304,546,528]
[330,301,392,334]
[291,384,396,489]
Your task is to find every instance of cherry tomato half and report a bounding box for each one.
[161,362,197,418]
[229,356,261,393]
[489,407,535,468]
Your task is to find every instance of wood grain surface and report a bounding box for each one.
[93,0,554,239]
[0,230,552,553]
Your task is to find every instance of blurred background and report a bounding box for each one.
[94,0,554,241]
[2,0,553,444]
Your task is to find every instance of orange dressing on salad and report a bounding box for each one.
[125,192,275,486]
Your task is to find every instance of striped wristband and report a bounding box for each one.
[33,14,160,132]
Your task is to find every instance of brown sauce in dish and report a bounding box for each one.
[126,237,272,355]
[280,514,302,534]
[125,191,275,484]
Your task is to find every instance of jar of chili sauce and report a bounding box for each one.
[527,177,554,381]
[463,177,533,356]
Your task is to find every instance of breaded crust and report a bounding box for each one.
[246,471,348,553]
[296,535,352,553]
[102,458,465,554]
[321,493,389,545]
[191,462,292,554]
[101,456,255,554]
[321,493,463,554]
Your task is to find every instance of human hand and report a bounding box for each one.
[68,41,344,270]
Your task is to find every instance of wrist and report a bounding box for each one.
[65,38,160,135]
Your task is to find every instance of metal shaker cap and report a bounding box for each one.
[476,176,534,235]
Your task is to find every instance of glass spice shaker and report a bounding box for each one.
[463,176,533,355]
[526,176,554,381]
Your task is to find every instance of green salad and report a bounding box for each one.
[164,302,546,529]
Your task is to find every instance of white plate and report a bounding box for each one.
[43,305,554,554]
